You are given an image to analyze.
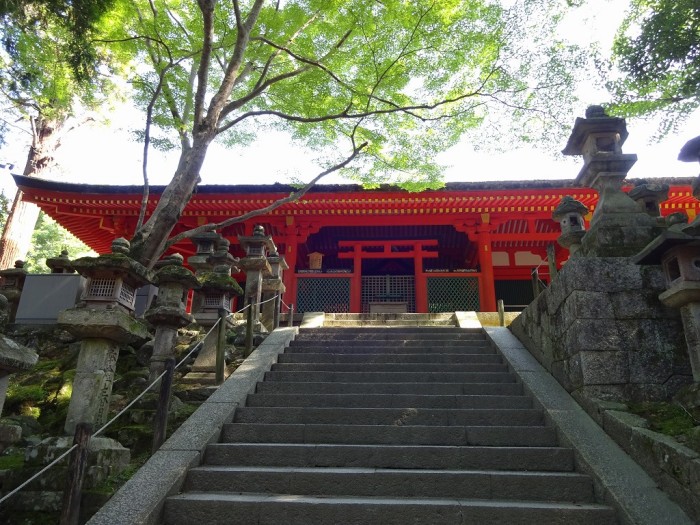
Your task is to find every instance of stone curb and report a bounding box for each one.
[599,407,700,522]
[485,327,693,525]
[86,327,298,525]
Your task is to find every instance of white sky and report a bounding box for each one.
[1,0,699,195]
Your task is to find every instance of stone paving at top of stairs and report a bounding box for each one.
[163,326,619,525]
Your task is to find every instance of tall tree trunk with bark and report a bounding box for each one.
[129,132,214,269]
[0,116,62,269]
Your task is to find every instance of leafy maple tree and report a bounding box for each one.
[608,0,700,136]
[100,0,585,268]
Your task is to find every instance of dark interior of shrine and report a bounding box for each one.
[295,225,476,273]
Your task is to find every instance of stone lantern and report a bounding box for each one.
[0,260,28,322]
[187,232,220,275]
[145,254,200,381]
[261,250,288,330]
[552,196,588,256]
[186,255,241,385]
[628,182,669,218]
[189,233,241,328]
[58,238,151,434]
[195,264,243,326]
[635,231,700,381]
[46,249,75,273]
[238,225,275,329]
[562,105,658,257]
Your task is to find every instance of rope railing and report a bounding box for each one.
[0,444,77,506]
[0,293,284,517]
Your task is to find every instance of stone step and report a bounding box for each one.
[232,407,544,426]
[165,493,616,525]
[277,352,502,363]
[264,370,517,383]
[284,344,493,354]
[289,340,488,349]
[204,443,576,471]
[323,319,457,327]
[220,423,555,447]
[254,381,525,396]
[270,362,509,373]
[245,393,532,409]
[292,333,486,342]
[183,466,595,502]
[325,313,457,321]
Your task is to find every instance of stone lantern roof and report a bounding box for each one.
[71,238,152,287]
[552,196,588,221]
[198,265,243,295]
[561,105,629,156]
[152,254,200,289]
[633,230,700,265]
[678,136,700,163]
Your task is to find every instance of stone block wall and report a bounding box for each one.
[510,256,692,403]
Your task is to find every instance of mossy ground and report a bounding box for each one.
[0,324,246,524]
[629,401,700,452]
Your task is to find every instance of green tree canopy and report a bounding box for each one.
[0,0,127,268]
[608,0,700,135]
[25,212,96,273]
[104,0,586,266]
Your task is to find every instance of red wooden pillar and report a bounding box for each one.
[477,222,497,312]
[282,225,298,309]
[350,246,362,312]
[414,244,428,313]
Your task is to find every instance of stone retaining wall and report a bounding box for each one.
[510,256,692,403]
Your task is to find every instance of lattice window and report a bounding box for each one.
[118,282,136,306]
[361,276,415,313]
[88,278,116,298]
[296,278,350,313]
[204,294,225,308]
[427,277,480,312]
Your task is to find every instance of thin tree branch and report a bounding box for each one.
[251,12,321,92]
[163,141,368,247]
[193,0,216,126]
[204,0,266,126]
[217,88,487,133]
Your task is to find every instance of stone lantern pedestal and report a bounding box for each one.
[261,251,288,331]
[562,106,659,257]
[58,239,152,435]
[145,254,200,382]
[239,226,275,330]
[24,240,152,489]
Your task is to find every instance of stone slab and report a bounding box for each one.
[485,327,693,525]
[455,311,481,329]
[300,311,325,328]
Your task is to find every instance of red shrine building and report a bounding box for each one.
[13,175,700,313]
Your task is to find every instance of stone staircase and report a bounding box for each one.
[163,326,617,524]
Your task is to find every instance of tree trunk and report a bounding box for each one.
[0,116,62,269]
[129,133,214,268]
[0,191,40,269]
